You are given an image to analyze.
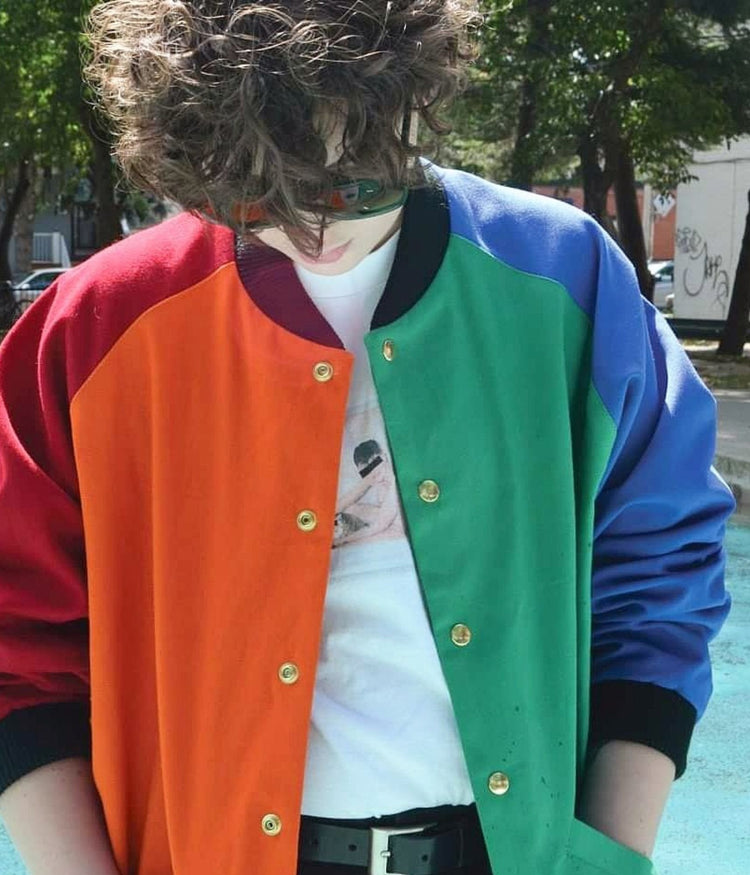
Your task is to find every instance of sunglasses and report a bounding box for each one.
[230,179,408,229]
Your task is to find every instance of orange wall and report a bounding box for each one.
[652,205,675,261]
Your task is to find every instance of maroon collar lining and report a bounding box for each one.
[233,179,449,347]
[234,240,343,348]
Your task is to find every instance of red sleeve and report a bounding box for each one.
[0,216,234,794]
[0,288,92,794]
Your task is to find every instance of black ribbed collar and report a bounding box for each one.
[234,178,450,346]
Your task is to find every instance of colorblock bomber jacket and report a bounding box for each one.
[0,166,734,875]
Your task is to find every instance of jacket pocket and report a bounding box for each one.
[560,818,656,875]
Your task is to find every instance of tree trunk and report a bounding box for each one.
[718,189,750,356]
[14,160,37,278]
[91,133,122,247]
[510,80,537,191]
[613,142,654,302]
[0,159,31,282]
[508,0,553,191]
[579,136,619,240]
[80,99,122,248]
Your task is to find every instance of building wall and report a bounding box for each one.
[34,211,72,248]
[0,209,73,279]
[652,205,676,261]
[674,139,750,319]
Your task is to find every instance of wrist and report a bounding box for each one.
[578,739,675,857]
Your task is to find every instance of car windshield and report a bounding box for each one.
[20,272,60,290]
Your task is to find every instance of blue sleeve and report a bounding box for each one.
[589,234,734,776]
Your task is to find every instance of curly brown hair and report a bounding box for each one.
[84,0,480,253]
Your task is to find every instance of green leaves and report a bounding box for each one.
[0,0,94,175]
[2,1,749,218]
[453,0,750,189]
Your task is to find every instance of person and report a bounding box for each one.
[0,2,734,875]
[333,439,402,546]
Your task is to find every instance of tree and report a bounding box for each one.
[718,190,750,355]
[479,0,555,191]
[471,1,750,299]
[0,161,31,282]
[0,3,69,281]
[79,97,123,248]
[0,0,122,283]
[610,4,750,299]
[614,144,655,300]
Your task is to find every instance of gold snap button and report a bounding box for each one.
[313,361,334,382]
[450,623,472,647]
[488,772,510,796]
[296,510,317,532]
[382,339,395,361]
[278,662,300,685]
[418,480,440,503]
[261,813,282,836]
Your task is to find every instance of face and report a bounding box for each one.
[253,207,403,276]
[252,110,409,275]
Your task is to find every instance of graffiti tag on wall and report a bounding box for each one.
[675,227,731,316]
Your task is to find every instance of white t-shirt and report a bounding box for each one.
[295,230,475,817]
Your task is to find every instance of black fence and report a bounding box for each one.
[0,283,32,340]
[666,318,750,341]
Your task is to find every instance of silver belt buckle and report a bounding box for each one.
[368,823,435,875]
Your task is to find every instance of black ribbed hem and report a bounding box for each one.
[0,701,91,795]
[588,681,696,778]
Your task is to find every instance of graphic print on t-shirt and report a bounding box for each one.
[333,404,405,549]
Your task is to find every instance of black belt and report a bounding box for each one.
[298,810,488,875]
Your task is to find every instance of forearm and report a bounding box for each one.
[578,739,676,858]
[0,757,121,875]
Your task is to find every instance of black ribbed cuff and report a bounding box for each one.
[589,681,697,778]
[0,701,91,795]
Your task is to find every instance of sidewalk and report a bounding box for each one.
[714,390,750,506]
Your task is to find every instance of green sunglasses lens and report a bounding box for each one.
[238,179,407,229]
[329,180,383,209]
[330,181,407,219]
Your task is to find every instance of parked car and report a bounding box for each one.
[13,267,69,302]
[648,259,674,310]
